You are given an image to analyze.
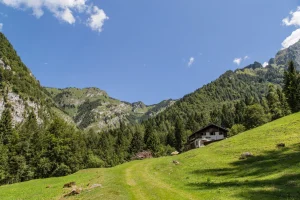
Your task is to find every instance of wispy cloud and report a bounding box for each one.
[0,23,3,32]
[233,58,242,66]
[282,7,300,49]
[188,57,195,67]
[263,62,269,68]
[233,55,249,66]
[0,0,109,32]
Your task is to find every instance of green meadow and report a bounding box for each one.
[2,112,300,200]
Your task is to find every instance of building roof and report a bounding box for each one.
[189,123,228,139]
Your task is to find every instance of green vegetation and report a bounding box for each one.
[1,112,300,200]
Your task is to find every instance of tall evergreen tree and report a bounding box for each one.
[266,84,283,120]
[129,129,144,154]
[174,118,185,152]
[0,107,13,145]
[145,130,160,155]
[277,88,291,116]
[283,61,300,112]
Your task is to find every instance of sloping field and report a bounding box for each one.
[1,112,300,200]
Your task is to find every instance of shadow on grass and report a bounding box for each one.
[187,144,300,200]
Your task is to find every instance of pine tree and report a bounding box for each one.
[174,118,185,152]
[266,84,283,120]
[130,129,144,154]
[145,130,160,155]
[283,61,300,113]
[0,107,13,145]
[166,131,175,147]
[277,88,291,116]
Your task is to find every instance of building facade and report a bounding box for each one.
[187,124,228,149]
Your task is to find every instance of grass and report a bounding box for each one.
[2,112,300,200]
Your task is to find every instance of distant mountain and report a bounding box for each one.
[45,87,176,131]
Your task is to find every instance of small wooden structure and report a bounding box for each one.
[186,124,228,150]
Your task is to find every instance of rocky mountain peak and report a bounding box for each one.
[275,39,300,70]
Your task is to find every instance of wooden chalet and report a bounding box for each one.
[187,124,228,150]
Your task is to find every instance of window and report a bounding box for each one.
[210,132,215,136]
[219,132,223,135]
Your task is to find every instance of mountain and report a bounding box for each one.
[44,41,300,133]
[140,41,300,133]
[45,87,176,131]
[0,33,73,127]
[274,39,300,70]
[2,111,300,200]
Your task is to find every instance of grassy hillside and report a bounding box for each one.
[1,112,300,200]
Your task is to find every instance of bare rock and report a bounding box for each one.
[63,182,76,188]
[239,152,253,160]
[173,160,180,165]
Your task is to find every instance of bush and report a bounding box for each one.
[51,164,71,177]
[86,154,105,168]
[228,124,246,137]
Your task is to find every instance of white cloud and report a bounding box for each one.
[87,6,109,32]
[188,57,195,67]
[263,62,268,68]
[233,55,250,66]
[282,28,300,49]
[0,23,3,31]
[282,7,300,49]
[55,8,75,24]
[0,0,109,31]
[233,58,242,66]
[282,7,300,27]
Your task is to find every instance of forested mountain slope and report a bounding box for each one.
[142,61,285,135]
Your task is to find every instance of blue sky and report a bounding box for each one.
[0,0,298,104]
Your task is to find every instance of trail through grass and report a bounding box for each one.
[2,112,300,200]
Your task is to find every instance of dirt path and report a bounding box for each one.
[125,160,197,200]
